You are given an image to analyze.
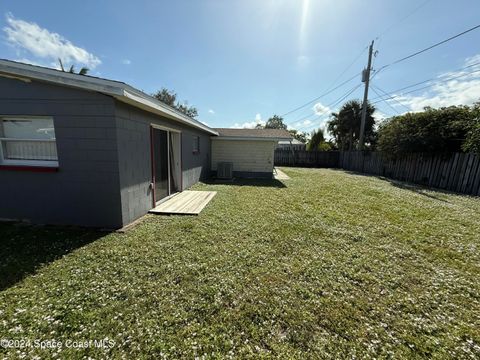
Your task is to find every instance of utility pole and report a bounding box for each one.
[358,40,374,151]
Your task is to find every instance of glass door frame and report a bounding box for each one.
[150,124,182,207]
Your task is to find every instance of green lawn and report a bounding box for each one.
[1,168,480,359]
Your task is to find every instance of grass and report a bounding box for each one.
[1,168,479,359]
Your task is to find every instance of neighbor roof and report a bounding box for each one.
[278,139,305,145]
[0,59,218,136]
[213,128,293,141]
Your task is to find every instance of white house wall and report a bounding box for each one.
[211,139,275,178]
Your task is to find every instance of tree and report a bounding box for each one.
[463,122,480,154]
[463,102,480,154]
[306,128,333,151]
[307,128,325,150]
[58,58,89,75]
[152,88,198,119]
[288,129,307,144]
[377,105,475,157]
[152,88,176,107]
[327,100,376,150]
[265,115,287,130]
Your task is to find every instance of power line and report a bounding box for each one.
[370,66,480,103]
[372,1,431,82]
[370,86,401,115]
[295,84,361,124]
[281,72,359,118]
[325,46,368,92]
[371,84,411,111]
[280,45,368,118]
[376,0,432,40]
[375,23,480,73]
[370,67,480,106]
[371,66,478,100]
[282,21,480,130]
[288,83,362,127]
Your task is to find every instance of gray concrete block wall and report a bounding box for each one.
[0,77,123,228]
[0,76,213,228]
[114,101,212,226]
[181,128,211,189]
[115,104,154,225]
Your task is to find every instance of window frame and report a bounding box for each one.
[192,135,200,154]
[0,116,59,168]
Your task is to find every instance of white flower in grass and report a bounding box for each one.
[9,325,23,333]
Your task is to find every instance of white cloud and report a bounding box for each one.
[208,109,215,114]
[3,13,101,69]
[290,113,333,132]
[286,103,332,131]
[382,54,480,112]
[231,120,265,129]
[373,110,389,123]
[122,59,131,65]
[231,113,265,129]
[231,122,251,128]
[313,102,331,116]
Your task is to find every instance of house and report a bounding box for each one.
[276,138,306,151]
[212,128,292,179]
[0,60,291,229]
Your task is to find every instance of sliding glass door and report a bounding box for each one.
[151,127,182,205]
[152,128,169,203]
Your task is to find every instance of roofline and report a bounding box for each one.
[278,139,304,144]
[212,136,292,141]
[0,59,218,136]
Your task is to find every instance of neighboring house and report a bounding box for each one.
[0,60,291,229]
[212,128,292,179]
[276,138,306,151]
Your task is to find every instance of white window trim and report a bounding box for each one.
[0,116,59,167]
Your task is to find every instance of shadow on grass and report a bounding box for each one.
[0,222,107,291]
[206,178,287,188]
[386,180,452,203]
[341,169,452,203]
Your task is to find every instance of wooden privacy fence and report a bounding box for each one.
[274,149,480,196]
[339,151,480,196]
[274,149,339,168]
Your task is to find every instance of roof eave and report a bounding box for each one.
[0,59,218,136]
[121,89,218,135]
[0,60,125,96]
[212,136,293,141]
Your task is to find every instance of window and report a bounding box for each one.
[0,116,58,167]
[192,135,200,153]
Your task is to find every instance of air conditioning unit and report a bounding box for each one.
[217,162,233,179]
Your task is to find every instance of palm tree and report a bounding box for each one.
[58,58,89,75]
[327,100,375,150]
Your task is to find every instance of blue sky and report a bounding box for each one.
[1,0,479,132]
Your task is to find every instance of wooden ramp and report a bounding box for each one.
[274,168,290,180]
[150,191,217,215]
